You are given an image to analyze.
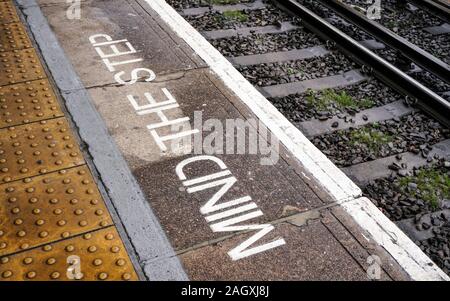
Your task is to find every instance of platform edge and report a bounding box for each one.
[145,0,449,281]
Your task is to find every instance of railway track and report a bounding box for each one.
[301,0,450,107]
[166,0,450,275]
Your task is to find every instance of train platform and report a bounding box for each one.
[0,0,448,281]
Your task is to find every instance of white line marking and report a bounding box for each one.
[145,0,449,280]
[146,117,190,130]
[183,170,232,187]
[206,202,258,222]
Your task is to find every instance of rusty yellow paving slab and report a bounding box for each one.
[0,117,85,183]
[0,165,113,256]
[0,1,19,25]
[0,79,63,129]
[0,48,46,86]
[0,0,141,281]
[0,22,32,52]
[0,227,138,281]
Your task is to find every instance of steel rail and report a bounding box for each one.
[274,0,450,127]
[313,0,450,85]
[408,0,450,23]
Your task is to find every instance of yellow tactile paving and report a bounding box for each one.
[0,80,64,129]
[0,118,85,183]
[0,22,32,52]
[0,48,46,86]
[0,227,138,281]
[0,1,19,25]
[0,1,139,280]
[0,166,113,256]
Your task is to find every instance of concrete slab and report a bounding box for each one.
[424,23,450,35]
[86,68,327,250]
[179,210,376,280]
[342,139,450,186]
[299,100,415,138]
[38,0,204,88]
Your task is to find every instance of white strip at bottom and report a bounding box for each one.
[145,0,449,281]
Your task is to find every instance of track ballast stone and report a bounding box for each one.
[269,79,403,122]
[365,160,450,275]
[419,220,450,275]
[185,4,293,31]
[314,112,450,167]
[211,30,321,56]
[365,160,450,221]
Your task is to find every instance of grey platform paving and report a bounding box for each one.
[15,0,415,280]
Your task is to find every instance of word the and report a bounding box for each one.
[128,88,199,153]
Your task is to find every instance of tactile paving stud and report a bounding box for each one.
[0,80,64,128]
[0,48,46,86]
[0,165,113,256]
[0,227,138,281]
[0,117,85,183]
[0,1,19,25]
[0,22,32,52]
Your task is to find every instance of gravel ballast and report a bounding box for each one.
[313,112,450,167]
[269,79,404,122]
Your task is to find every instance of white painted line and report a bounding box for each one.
[145,0,449,280]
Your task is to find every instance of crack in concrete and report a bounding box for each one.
[172,202,338,257]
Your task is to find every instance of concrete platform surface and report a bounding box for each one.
[3,0,447,281]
